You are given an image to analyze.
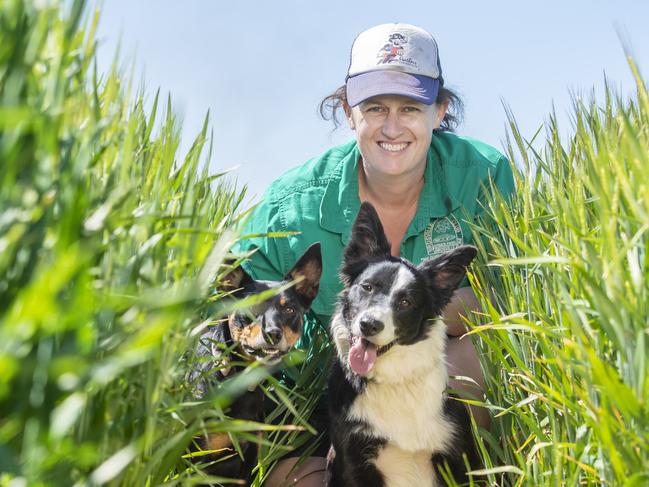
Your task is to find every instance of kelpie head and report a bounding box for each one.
[337,203,477,376]
[223,243,322,359]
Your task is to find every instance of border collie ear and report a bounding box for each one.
[417,245,478,296]
[341,203,391,284]
[221,260,253,291]
[285,243,322,306]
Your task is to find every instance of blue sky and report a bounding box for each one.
[94,0,649,202]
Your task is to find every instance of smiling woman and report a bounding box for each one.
[235,22,515,486]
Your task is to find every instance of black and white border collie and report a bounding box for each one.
[326,202,480,487]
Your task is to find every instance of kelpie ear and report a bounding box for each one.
[417,245,477,301]
[221,259,253,291]
[285,243,322,306]
[341,202,391,284]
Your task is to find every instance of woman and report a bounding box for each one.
[236,22,514,486]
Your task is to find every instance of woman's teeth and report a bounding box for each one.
[379,142,408,152]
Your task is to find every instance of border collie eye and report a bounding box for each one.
[361,283,373,292]
[284,306,295,315]
[399,298,411,308]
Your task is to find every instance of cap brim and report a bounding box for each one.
[346,71,439,107]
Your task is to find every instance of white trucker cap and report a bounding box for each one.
[346,23,444,107]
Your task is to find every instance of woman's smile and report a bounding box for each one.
[377,141,410,152]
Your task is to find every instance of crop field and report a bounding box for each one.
[1,1,647,485]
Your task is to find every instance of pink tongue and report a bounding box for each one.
[349,337,378,376]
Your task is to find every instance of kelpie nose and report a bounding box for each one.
[359,317,384,336]
[265,327,282,345]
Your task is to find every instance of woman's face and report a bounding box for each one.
[346,95,447,180]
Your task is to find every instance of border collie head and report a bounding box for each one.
[333,203,476,377]
[223,243,322,359]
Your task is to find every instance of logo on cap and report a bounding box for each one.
[376,33,418,68]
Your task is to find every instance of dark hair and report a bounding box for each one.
[318,84,464,132]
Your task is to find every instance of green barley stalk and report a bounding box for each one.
[467,58,649,486]
[0,1,302,485]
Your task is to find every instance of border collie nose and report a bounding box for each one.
[265,327,282,345]
[359,317,384,336]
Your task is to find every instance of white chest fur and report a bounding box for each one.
[374,444,437,487]
[346,323,454,470]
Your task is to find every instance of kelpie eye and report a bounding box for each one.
[361,283,373,293]
[399,298,411,309]
[284,306,295,315]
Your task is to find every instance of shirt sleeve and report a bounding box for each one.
[495,154,516,199]
[470,154,517,294]
[459,154,516,290]
[233,196,286,281]
[478,154,516,212]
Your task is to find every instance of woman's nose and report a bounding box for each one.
[381,111,403,139]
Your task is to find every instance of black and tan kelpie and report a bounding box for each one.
[189,243,322,484]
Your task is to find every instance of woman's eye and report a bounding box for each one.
[361,283,373,292]
[399,298,411,308]
[284,306,295,315]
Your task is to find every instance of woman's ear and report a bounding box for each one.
[344,103,356,130]
[433,100,449,129]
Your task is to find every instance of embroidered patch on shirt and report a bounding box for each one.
[424,215,464,257]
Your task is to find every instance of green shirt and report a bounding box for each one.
[235,131,515,346]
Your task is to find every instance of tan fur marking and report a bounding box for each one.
[291,261,321,299]
[229,320,263,347]
[227,316,263,361]
[207,433,233,452]
[279,296,288,307]
[282,325,300,348]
